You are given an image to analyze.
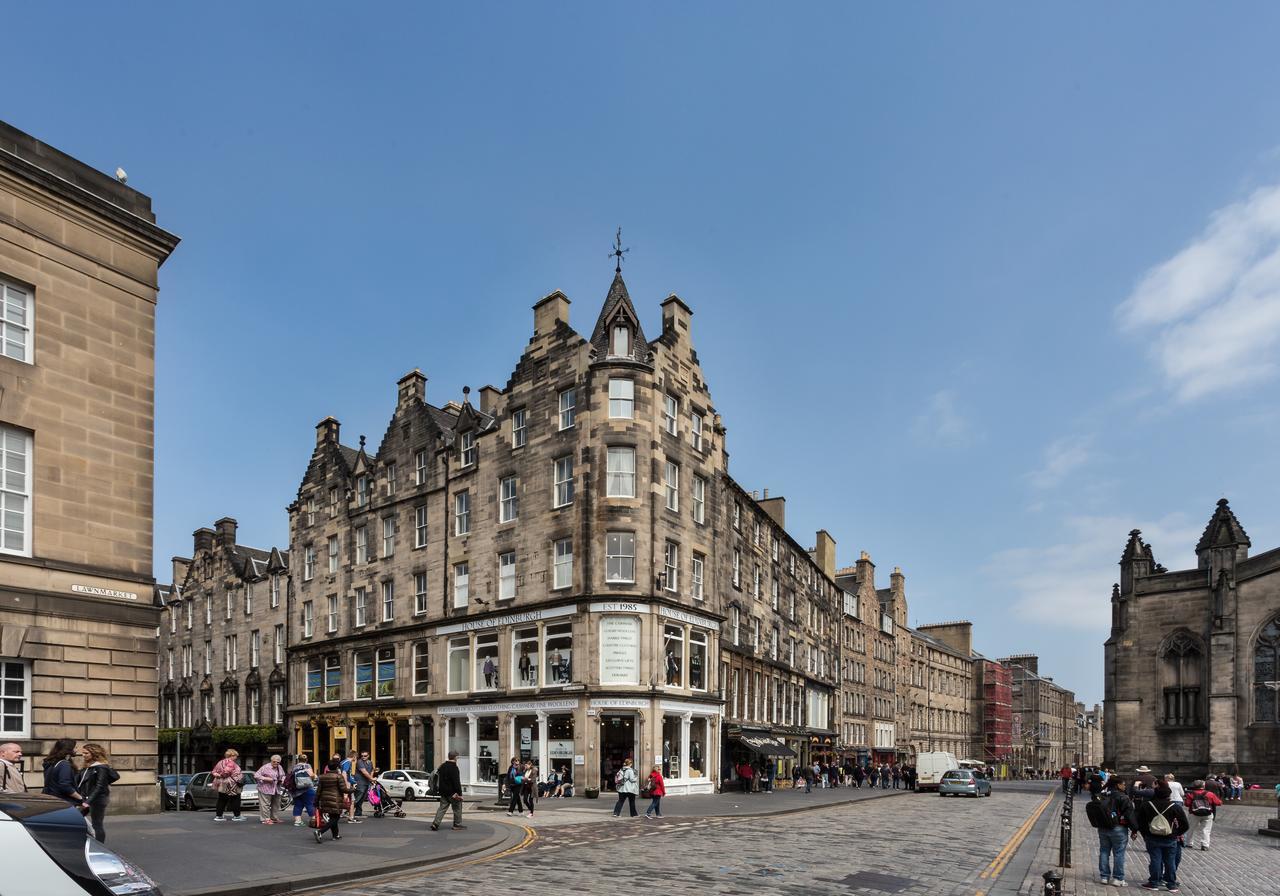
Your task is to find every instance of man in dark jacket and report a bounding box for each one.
[1135,782,1189,892]
[1088,777,1137,887]
[430,751,466,831]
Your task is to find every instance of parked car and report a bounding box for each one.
[915,751,961,792]
[182,771,260,811]
[0,792,163,895]
[158,774,193,810]
[376,769,437,801]
[938,769,992,798]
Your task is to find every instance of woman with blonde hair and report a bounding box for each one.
[78,743,119,843]
[211,748,245,822]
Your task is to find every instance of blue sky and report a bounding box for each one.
[8,3,1280,703]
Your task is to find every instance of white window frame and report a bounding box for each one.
[690,412,703,451]
[664,541,679,592]
[611,324,630,357]
[355,525,369,565]
[328,535,339,574]
[605,531,635,583]
[454,491,470,535]
[692,476,705,524]
[663,394,678,435]
[608,378,634,419]
[303,545,315,581]
[552,538,573,590]
[414,572,429,615]
[691,553,705,602]
[500,476,519,522]
[250,630,260,669]
[415,449,429,485]
[382,580,394,622]
[459,431,477,467]
[511,408,527,448]
[0,279,33,365]
[414,505,428,548]
[270,576,280,608]
[274,624,284,665]
[664,461,679,511]
[606,447,636,498]
[553,456,574,507]
[382,516,396,557]
[384,462,397,496]
[413,642,430,695]
[453,562,469,608]
[732,550,741,588]
[558,388,576,430]
[498,551,517,600]
[353,588,366,628]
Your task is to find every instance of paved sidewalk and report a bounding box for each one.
[109,810,517,896]
[1014,802,1280,894]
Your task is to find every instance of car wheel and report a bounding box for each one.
[403,788,415,802]
[183,793,196,811]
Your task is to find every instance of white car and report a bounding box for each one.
[376,769,436,801]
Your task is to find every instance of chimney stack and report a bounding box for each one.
[661,294,692,338]
[316,416,341,447]
[171,556,191,586]
[533,290,571,336]
[214,517,238,548]
[193,527,215,554]
[814,529,837,580]
[397,370,427,408]
[479,385,501,414]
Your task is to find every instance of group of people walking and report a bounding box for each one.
[0,738,117,843]
[609,757,666,818]
[1086,764,1248,891]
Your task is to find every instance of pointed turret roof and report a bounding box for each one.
[1121,529,1148,562]
[1195,498,1250,553]
[589,272,651,365]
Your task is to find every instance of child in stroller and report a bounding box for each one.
[368,779,406,818]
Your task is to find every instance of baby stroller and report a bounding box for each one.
[369,781,406,819]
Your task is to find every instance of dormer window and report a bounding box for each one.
[611,324,630,357]
[459,431,476,467]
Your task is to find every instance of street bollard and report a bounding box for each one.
[1042,869,1064,894]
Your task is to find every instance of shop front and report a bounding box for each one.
[436,697,582,796]
[293,712,416,772]
[724,725,798,790]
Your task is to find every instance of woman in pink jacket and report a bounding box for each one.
[254,754,287,824]
[211,749,244,822]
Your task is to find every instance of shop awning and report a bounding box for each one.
[731,733,797,758]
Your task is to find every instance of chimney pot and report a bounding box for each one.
[397,370,427,407]
[315,416,341,446]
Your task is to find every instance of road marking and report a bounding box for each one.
[977,791,1054,888]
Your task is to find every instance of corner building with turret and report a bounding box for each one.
[286,274,737,795]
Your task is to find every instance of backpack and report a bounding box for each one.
[292,769,314,792]
[1148,803,1173,836]
[1189,792,1213,817]
[614,768,626,787]
[1085,796,1116,829]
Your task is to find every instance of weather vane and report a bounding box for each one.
[610,227,629,273]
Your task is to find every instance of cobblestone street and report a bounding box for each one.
[319,785,1059,896]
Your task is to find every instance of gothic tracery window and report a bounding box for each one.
[1160,631,1201,727]
[1255,616,1280,723]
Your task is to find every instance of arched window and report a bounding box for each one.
[1255,616,1280,723]
[1159,631,1201,727]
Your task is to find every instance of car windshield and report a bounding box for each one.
[406,772,429,780]
[160,775,192,785]
[241,773,256,786]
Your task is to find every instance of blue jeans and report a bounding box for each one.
[292,788,315,818]
[1145,837,1177,888]
[1097,827,1128,881]
[646,795,662,816]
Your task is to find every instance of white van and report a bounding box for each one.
[915,752,960,792]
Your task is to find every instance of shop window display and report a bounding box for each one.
[545,623,573,684]
[690,630,707,691]
[513,626,539,688]
[476,716,500,783]
[663,624,684,687]
[476,633,499,690]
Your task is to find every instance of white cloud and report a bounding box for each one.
[1027,435,1094,490]
[1117,184,1280,401]
[912,389,978,447]
[984,513,1201,630]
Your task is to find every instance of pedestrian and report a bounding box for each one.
[41,738,85,805]
[77,743,118,843]
[612,757,639,817]
[289,754,317,826]
[1228,773,1243,801]
[520,761,537,817]
[505,757,525,816]
[1135,780,1189,892]
[211,748,245,822]
[761,762,773,793]
[1184,779,1222,851]
[352,751,375,819]
[854,764,865,789]
[0,741,28,793]
[644,764,665,818]
[556,765,574,798]
[881,764,890,790]
[1134,764,1156,790]
[1203,773,1224,800]
[430,750,466,831]
[254,754,287,824]
[1164,773,1185,804]
[736,760,753,793]
[315,759,350,841]
[892,765,902,790]
[1086,774,1136,887]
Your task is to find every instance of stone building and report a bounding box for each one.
[1074,701,1102,768]
[835,556,902,767]
[1003,653,1075,775]
[155,519,289,775]
[0,121,178,809]
[908,621,975,759]
[1104,499,1279,782]
[717,485,840,785]
[285,274,727,795]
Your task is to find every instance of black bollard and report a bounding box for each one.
[1042,869,1064,895]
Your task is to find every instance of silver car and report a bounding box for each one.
[938,769,992,797]
[181,771,260,811]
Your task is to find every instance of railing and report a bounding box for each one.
[1057,783,1074,868]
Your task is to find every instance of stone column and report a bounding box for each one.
[466,713,478,786]
[680,712,692,780]
[536,710,550,777]
[408,716,423,770]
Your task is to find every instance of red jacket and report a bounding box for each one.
[647,771,666,797]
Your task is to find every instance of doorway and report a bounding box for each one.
[600,714,636,791]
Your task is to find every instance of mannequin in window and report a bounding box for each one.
[665,649,680,685]
[518,649,532,685]
[549,650,562,684]
[482,657,497,688]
